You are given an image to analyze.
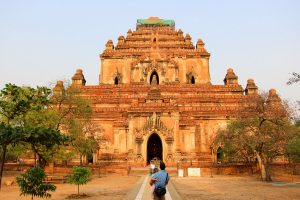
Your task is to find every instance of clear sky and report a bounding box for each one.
[0,0,299,106]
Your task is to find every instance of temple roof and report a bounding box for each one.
[137,17,175,26]
[101,17,210,58]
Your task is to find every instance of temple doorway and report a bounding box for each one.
[147,133,163,164]
[191,76,195,84]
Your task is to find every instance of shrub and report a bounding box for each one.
[16,166,56,200]
[67,166,92,195]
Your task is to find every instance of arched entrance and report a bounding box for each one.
[114,77,119,85]
[147,133,163,164]
[191,76,195,84]
[150,71,159,85]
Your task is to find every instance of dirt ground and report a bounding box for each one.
[172,175,300,200]
[1,171,300,200]
[0,171,141,200]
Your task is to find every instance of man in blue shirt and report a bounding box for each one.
[150,162,169,200]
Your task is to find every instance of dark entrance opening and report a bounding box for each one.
[217,147,223,163]
[150,71,159,85]
[114,77,119,85]
[87,152,93,164]
[191,76,195,84]
[147,133,163,164]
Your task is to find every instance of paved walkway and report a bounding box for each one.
[134,175,173,200]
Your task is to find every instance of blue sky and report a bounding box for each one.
[0,0,299,107]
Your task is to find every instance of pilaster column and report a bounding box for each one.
[166,137,173,153]
[114,129,120,153]
[174,112,180,152]
[190,126,196,155]
[200,123,206,152]
[175,66,179,82]
[135,137,144,156]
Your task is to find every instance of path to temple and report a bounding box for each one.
[134,175,172,200]
[124,167,182,200]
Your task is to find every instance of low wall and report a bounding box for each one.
[44,163,130,176]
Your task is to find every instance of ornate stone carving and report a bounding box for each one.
[134,112,174,139]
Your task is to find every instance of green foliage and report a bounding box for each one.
[0,123,23,147]
[67,166,92,195]
[218,118,296,158]
[0,83,71,189]
[50,86,92,130]
[0,83,51,125]
[5,143,28,162]
[215,92,297,181]
[217,142,238,163]
[16,166,56,199]
[69,120,99,165]
[21,126,70,168]
[286,133,300,163]
[52,86,103,165]
[54,146,76,166]
[295,120,300,128]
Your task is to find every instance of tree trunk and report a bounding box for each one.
[34,151,37,166]
[77,184,79,195]
[255,152,272,182]
[264,162,272,182]
[0,145,7,190]
[80,154,83,166]
[38,154,47,169]
[246,159,253,175]
[255,152,267,181]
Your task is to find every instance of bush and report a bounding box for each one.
[67,166,92,195]
[16,166,56,200]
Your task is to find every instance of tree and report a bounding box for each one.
[216,91,297,181]
[21,126,69,168]
[50,86,92,130]
[0,123,22,189]
[54,145,76,167]
[68,120,104,165]
[67,166,92,196]
[0,83,62,189]
[51,86,106,165]
[286,133,300,164]
[287,72,300,85]
[286,120,300,175]
[16,166,56,200]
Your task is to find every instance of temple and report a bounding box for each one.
[54,17,279,166]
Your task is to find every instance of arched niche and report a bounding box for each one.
[150,71,159,85]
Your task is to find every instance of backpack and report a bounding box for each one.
[154,187,166,197]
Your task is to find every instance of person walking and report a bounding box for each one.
[149,162,169,200]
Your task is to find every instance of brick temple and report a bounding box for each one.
[54,17,279,167]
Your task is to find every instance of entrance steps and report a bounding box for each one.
[129,166,178,176]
